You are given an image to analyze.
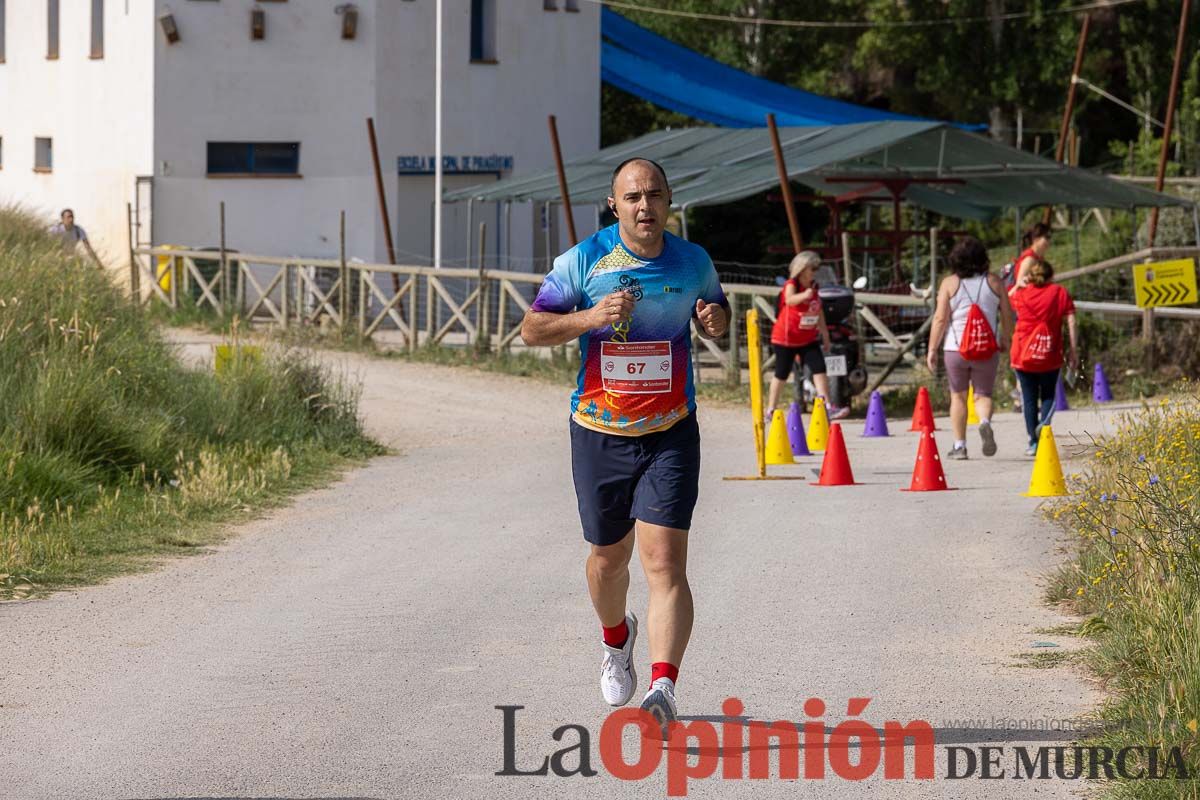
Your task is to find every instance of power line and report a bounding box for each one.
[586,0,1145,29]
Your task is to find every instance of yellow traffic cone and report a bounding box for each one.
[765,409,795,465]
[1025,425,1068,497]
[966,383,980,425]
[807,397,830,452]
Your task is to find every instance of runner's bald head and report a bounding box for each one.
[610,158,670,195]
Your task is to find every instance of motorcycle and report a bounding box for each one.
[790,267,869,409]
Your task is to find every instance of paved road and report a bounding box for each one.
[2,335,1125,799]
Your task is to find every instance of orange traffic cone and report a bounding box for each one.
[902,426,955,492]
[909,386,938,431]
[810,423,858,486]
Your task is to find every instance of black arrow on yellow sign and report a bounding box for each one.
[1141,281,1190,306]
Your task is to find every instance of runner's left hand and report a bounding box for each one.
[695,299,727,337]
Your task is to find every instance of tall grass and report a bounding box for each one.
[0,208,380,598]
[1048,387,1200,796]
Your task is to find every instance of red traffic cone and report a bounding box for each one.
[810,423,858,486]
[902,426,955,492]
[908,386,938,431]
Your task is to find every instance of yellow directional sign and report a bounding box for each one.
[1133,259,1198,308]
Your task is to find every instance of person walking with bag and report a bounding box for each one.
[927,237,1013,459]
[1009,259,1078,456]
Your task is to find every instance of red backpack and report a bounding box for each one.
[1018,320,1057,370]
[958,277,998,361]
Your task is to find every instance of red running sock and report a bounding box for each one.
[651,662,679,685]
[602,620,629,649]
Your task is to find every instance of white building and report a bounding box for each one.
[0,0,599,271]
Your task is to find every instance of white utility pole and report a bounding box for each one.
[434,0,443,269]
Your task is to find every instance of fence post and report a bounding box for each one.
[725,293,740,386]
[425,271,434,346]
[409,272,418,353]
[339,211,348,329]
[476,221,490,354]
[219,201,229,316]
[281,263,289,330]
[928,227,938,290]
[358,269,368,335]
[126,202,139,305]
[842,231,854,287]
[496,280,508,351]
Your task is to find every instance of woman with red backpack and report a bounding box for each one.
[927,237,1014,460]
[1009,260,1078,456]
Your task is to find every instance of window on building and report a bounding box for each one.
[543,0,557,10]
[1,0,7,64]
[35,137,52,172]
[469,0,496,63]
[47,0,59,59]
[565,0,579,10]
[207,142,301,176]
[90,0,103,58]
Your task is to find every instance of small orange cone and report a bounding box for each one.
[909,386,938,431]
[810,423,858,486]
[902,426,954,491]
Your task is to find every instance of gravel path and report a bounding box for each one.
[1,331,1126,799]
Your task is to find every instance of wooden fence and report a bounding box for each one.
[131,243,1200,384]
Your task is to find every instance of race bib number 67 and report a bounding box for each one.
[601,341,672,394]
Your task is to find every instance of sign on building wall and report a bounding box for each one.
[1133,259,1198,308]
[397,155,514,174]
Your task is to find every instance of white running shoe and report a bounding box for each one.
[639,677,678,739]
[600,612,638,707]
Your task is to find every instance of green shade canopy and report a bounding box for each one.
[444,122,1192,221]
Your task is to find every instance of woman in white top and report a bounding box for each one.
[926,237,1014,459]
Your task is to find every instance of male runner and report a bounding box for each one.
[521,158,729,736]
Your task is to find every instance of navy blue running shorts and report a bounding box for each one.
[569,413,701,546]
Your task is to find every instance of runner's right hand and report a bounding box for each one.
[589,290,636,329]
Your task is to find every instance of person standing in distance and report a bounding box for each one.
[49,209,104,268]
[520,158,729,737]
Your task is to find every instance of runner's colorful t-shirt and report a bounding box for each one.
[531,225,728,436]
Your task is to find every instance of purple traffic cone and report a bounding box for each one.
[862,390,891,437]
[1055,374,1070,411]
[786,402,812,456]
[1093,363,1113,403]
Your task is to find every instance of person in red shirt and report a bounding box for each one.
[1009,260,1078,455]
[766,251,848,420]
[1010,222,1052,289]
